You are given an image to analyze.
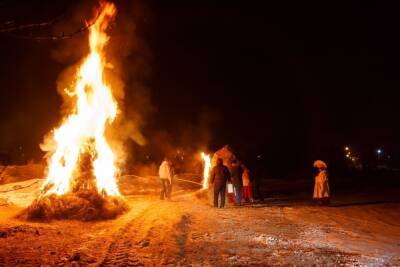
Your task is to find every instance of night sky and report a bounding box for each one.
[1,1,400,174]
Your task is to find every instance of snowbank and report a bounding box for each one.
[0,178,43,207]
[0,164,44,185]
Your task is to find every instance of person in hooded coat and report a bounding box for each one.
[210,158,231,208]
[313,160,330,205]
[159,157,174,200]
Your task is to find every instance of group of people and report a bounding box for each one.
[158,156,253,207]
[158,154,331,207]
[210,158,331,208]
[210,158,253,208]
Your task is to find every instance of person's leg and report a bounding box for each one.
[238,185,243,205]
[228,193,235,204]
[234,186,238,204]
[166,180,171,199]
[243,186,249,202]
[248,185,254,203]
[234,186,241,205]
[220,184,226,208]
[213,186,219,208]
[160,179,166,200]
[168,180,172,198]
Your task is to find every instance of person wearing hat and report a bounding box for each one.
[313,160,330,205]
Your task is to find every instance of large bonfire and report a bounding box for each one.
[23,1,127,220]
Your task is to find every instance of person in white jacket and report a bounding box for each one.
[159,158,174,200]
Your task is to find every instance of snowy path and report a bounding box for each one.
[0,192,399,266]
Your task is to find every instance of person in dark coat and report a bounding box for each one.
[210,158,231,208]
[230,160,243,205]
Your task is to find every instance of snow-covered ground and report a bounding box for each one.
[0,179,399,266]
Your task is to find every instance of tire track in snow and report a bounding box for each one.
[174,214,192,263]
[101,198,196,266]
[100,202,158,266]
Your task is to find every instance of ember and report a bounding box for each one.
[22,1,127,220]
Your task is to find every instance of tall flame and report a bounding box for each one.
[41,2,120,196]
[201,152,211,189]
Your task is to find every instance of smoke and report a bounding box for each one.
[178,109,221,151]
[45,1,154,168]
[151,109,221,160]
[104,0,154,166]
[133,108,221,174]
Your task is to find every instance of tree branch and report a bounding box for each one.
[0,10,100,41]
[0,19,57,33]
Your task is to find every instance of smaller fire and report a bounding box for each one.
[201,152,211,189]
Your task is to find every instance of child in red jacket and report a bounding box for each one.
[242,166,253,203]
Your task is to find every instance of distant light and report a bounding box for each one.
[345,146,349,151]
[257,155,262,159]
[377,149,382,154]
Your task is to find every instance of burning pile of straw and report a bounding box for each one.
[21,191,127,221]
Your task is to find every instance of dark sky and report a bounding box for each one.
[1,1,400,172]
